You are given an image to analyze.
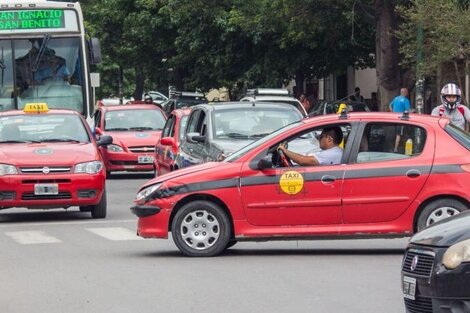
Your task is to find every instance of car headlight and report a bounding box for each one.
[75,161,104,174]
[0,164,18,176]
[107,144,124,152]
[135,183,162,205]
[442,239,470,270]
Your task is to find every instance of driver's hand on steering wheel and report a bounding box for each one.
[277,142,287,153]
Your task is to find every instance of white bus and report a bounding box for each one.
[0,0,100,122]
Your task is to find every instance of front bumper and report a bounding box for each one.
[103,151,155,172]
[0,172,105,209]
[131,203,170,239]
[402,245,470,312]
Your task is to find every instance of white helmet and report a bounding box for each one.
[441,83,462,110]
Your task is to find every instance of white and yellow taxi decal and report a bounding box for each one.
[279,170,304,195]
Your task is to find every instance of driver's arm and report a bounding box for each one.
[278,144,319,166]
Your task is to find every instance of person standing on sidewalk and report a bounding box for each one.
[389,88,411,152]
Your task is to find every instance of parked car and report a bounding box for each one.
[160,91,208,115]
[145,91,168,105]
[401,210,470,312]
[309,100,370,116]
[0,103,112,218]
[176,101,304,169]
[93,103,167,177]
[154,108,191,176]
[240,88,307,117]
[130,111,470,257]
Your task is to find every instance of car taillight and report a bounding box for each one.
[460,164,470,173]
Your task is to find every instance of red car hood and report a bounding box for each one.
[142,162,224,188]
[105,131,162,147]
[0,143,99,166]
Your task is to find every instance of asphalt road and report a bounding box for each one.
[0,172,408,313]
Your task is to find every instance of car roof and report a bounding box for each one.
[194,101,301,112]
[303,111,445,126]
[100,104,164,112]
[0,108,81,117]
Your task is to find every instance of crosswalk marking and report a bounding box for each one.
[86,227,143,241]
[5,230,62,244]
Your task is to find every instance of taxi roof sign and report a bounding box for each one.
[23,103,49,113]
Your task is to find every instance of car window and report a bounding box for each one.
[445,123,470,151]
[212,107,302,139]
[356,122,426,163]
[105,109,166,131]
[178,116,189,141]
[162,115,175,138]
[0,114,90,143]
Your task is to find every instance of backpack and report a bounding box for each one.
[439,105,466,121]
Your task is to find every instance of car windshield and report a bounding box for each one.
[0,114,89,143]
[104,109,166,131]
[213,107,302,140]
[224,121,302,162]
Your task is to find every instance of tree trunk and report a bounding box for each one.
[295,69,305,98]
[375,0,401,111]
[133,65,145,100]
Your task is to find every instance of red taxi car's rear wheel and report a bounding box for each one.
[416,198,466,232]
[171,201,231,257]
[91,189,107,219]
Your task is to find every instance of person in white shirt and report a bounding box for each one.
[278,126,343,166]
[431,83,470,130]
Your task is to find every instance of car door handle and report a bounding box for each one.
[406,169,421,178]
[321,175,336,183]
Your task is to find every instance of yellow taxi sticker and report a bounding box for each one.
[23,103,49,113]
[279,170,304,195]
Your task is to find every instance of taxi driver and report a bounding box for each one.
[278,126,343,166]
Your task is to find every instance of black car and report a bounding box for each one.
[160,91,208,115]
[401,210,470,312]
[176,101,304,169]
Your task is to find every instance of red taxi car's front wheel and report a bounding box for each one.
[171,201,231,257]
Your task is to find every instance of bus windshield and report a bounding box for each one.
[0,36,84,113]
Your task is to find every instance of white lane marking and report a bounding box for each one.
[0,219,136,229]
[86,227,143,241]
[5,231,62,244]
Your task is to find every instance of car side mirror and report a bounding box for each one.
[97,135,113,147]
[160,137,175,146]
[257,155,273,170]
[187,132,205,143]
[95,127,103,136]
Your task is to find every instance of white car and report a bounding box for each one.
[240,88,307,117]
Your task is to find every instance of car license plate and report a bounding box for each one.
[34,184,59,195]
[403,276,416,300]
[138,155,154,164]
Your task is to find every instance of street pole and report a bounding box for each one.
[415,24,424,114]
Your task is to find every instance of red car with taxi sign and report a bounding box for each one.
[131,111,470,257]
[93,103,167,176]
[0,103,112,218]
[154,108,191,176]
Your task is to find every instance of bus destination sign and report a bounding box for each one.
[0,10,65,30]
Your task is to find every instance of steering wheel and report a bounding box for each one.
[277,142,293,167]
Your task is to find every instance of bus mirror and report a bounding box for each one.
[88,37,102,65]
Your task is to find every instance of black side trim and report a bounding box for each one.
[131,205,161,218]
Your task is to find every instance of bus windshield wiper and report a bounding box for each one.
[30,34,51,74]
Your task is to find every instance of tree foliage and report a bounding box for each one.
[81,0,375,98]
[396,0,470,78]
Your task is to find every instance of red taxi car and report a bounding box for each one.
[131,111,470,257]
[0,104,112,218]
[93,103,167,176]
[154,108,191,176]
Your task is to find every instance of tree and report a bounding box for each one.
[396,0,470,104]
